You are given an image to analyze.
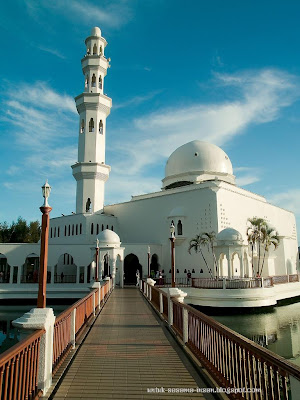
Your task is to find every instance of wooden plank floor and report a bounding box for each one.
[52,288,214,399]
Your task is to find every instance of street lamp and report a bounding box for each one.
[170,222,176,288]
[37,180,52,308]
[147,246,151,278]
[95,238,99,282]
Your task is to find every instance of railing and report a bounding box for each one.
[289,274,299,283]
[141,280,300,399]
[0,329,44,400]
[273,275,289,284]
[192,278,224,289]
[54,275,76,283]
[52,283,109,373]
[155,277,192,287]
[162,292,168,318]
[150,286,160,311]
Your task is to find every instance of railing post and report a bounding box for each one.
[261,277,264,288]
[223,278,226,289]
[93,292,96,317]
[183,308,188,344]
[71,308,76,349]
[159,292,163,314]
[13,308,56,395]
[149,286,152,301]
[168,293,173,326]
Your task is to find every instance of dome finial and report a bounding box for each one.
[91,27,101,37]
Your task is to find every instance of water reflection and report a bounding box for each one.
[211,301,300,367]
[0,305,66,354]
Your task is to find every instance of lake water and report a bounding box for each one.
[0,305,67,354]
[210,301,300,367]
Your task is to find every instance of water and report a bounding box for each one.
[0,305,67,354]
[210,301,300,367]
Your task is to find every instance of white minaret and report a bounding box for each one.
[71,27,112,214]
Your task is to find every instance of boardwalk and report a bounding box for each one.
[52,288,214,399]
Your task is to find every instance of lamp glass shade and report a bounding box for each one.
[170,222,175,238]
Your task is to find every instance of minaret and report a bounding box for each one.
[71,27,112,214]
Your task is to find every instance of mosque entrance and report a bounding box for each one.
[124,254,142,285]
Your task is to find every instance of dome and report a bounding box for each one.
[217,228,243,243]
[91,27,101,37]
[162,141,235,189]
[98,229,120,245]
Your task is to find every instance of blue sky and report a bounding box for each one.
[0,0,300,241]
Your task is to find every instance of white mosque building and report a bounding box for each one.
[0,27,299,306]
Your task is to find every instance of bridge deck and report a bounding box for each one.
[52,288,214,399]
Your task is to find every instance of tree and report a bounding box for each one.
[0,218,41,243]
[198,232,218,277]
[247,217,267,276]
[259,227,280,276]
[188,234,214,278]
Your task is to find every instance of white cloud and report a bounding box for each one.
[268,190,300,215]
[109,69,299,178]
[25,0,132,29]
[234,167,261,187]
[113,90,162,110]
[36,45,66,59]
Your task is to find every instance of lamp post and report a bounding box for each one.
[147,246,151,278]
[37,181,52,308]
[95,238,99,282]
[170,222,176,288]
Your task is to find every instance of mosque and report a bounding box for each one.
[0,27,298,303]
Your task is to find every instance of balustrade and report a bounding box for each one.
[141,279,300,399]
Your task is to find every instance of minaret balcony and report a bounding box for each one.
[81,56,109,72]
[75,93,112,114]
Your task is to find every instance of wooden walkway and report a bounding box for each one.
[52,288,214,399]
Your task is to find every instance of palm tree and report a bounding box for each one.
[199,232,218,277]
[188,234,214,278]
[259,227,280,276]
[247,217,267,276]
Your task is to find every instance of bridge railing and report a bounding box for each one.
[53,280,112,373]
[142,281,300,399]
[0,329,44,400]
[0,278,113,400]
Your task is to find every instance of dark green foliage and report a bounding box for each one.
[0,217,41,243]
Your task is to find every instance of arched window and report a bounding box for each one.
[76,224,78,235]
[111,226,113,231]
[102,224,104,231]
[106,224,109,229]
[91,74,96,87]
[80,119,84,133]
[85,76,88,88]
[99,46,102,55]
[176,269,179,273]
[192,268,195,273]
[93,43,97,55]
[99,76,102,89]
[58,227,60,237]
[64,226,67,236]
[91,223,94,235]
[68,225,70,236]
[89,118,94,132]
[50,228,52,238]
[99,120,103,134]
[80,223,82,234]
[54,227,56,238]
[184,269,187,274]
[97,224,99,235]
[177,220,183,236]
[72,225,74,235]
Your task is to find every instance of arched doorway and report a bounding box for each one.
[55,253,77,283]
[0,254,10,283]
[124,254,142,285]
[150,254,160,278]
[22,254,39,283]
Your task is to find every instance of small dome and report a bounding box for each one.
[98,229,120,245]
[163,141,235,189]
[217,228,243,243]
[91,27,101,37]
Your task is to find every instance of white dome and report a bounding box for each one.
[217,228,243,243]
[98,229,120,245]
[162,141,235,189]
[91,27,101,37]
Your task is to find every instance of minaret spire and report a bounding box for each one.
[71,27,112,214]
